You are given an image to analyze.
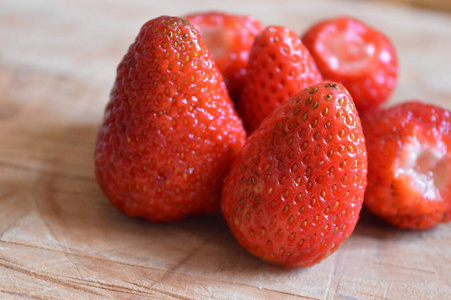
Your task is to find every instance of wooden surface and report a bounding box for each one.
[1,0,450,299]
[379,0,451,12]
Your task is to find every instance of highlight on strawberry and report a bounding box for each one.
[363,101,451,230]
[302,16,398,112]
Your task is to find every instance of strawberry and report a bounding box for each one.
[302,16,398,112]
[363,102,451,230]
[95,16,246,222]
[221,81,367,267]
[239,26,323,133]
[185,11,264,100]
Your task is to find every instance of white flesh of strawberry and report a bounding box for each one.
[320,26,375,73]
[396,137,448,201]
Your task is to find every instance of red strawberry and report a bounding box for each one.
[95,16,246,222]
[185,11,264,99]
[239,26,323,134]
[363,102,451,230]
[222,81,367,267]
[302,16,398,112]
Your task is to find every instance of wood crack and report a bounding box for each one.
[0,256,102,296]
[259,286,320,299]
[1,240,315,298]
[0,255,177,298]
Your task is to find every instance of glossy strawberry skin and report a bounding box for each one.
[363,102,451,229]
[302,16,398,112]
[185,11,264,99]
[95,16,246,222]
[222,81,367,268]
[239,26,323,133]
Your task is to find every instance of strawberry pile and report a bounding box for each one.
[95,12,451,268]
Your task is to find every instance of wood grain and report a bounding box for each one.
[0,0,450,299]
[378,0,451,12]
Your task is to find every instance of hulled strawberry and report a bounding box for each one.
[363,102,451,229]
[222,81,367,267]
[239,26,323,133]
[95,16,246,222]
[185,11,264,99]
[302,16,398,112]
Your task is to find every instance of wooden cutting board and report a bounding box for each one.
[1,0,450,299]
